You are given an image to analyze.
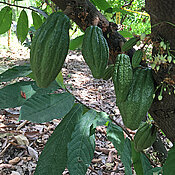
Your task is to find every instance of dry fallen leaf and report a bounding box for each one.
[14,134,29,146]
[9,157,21,165]
[27,146,38,161]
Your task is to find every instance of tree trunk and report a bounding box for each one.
[145,0,175,143]
[51,0,175,142]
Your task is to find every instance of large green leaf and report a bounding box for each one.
[69,35,84,50]
[34,104,83,175]
[20,92,75,122]
[0,81,60,109]
[131,141,144,175]
[163,144,175,175]
[120,138,132,175]
[32,11,42,30]
[107,123,125,155]
[17,10,28,43]
[67,110,96,175]
[90,0,111,11]
[107,124,132,175]
[0,65,32,83]
[93,111,109,127]
[0,81,36,109]
[0,6,12,34]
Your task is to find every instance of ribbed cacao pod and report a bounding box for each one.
[30,12,70,88]
[118,67,155,130]
[134,122,157,152]
[113,54,133,104]
[82,26,109,79]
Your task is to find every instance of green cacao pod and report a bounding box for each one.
[132,49,143,68]
[122,37,139,52]
[82,26,109,79]
[134,122,157,152]
[112,54,133,104]
[118,67,155,130]
[103,64,114,80]
[30,12,70,88]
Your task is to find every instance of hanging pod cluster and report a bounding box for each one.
[82,26,109,79]
[113,54,155,130]
[30,12,70,88]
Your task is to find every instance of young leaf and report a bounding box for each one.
[55,71,65,89]
[0,65,32,83]
[163,143,175,175]
[17,10,28,43]
[69,35,84,50]
[122,37,139,52]
[67,110,97,175]
[20,92,75,123]
[119,31,133,38]
[34,104,83,175]
[32,11,42,30]
[0,6,12,34]
[0,81,36,109]
[107,123,132,175]
[132,49,143,68]
[90,0,111,11]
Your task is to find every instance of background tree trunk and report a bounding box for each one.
[145,0,175,143]
[51,0,175,142]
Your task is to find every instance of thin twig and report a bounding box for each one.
[0,1,33,11]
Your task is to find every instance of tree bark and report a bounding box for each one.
[145,0,175,143]
[51,0,175,142]
[51,0,134,63]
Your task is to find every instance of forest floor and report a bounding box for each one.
[0,37,167,175]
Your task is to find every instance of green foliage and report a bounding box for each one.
[0,81,36,109]
[69,34,84,50]
[34,104,83,175]
[107,123,132,175]
[132,49,143,68]
[0,65,31,83]
[67,110,96,175]
[163,143,175,175]
[90,0,111,11]
[17,9,28,43]
[0,6,12,34]
[20,92,75,123]
[31,11,43,30]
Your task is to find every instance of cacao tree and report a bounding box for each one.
[0,0,175,174]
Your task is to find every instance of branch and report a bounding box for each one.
[0,1,32,10]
